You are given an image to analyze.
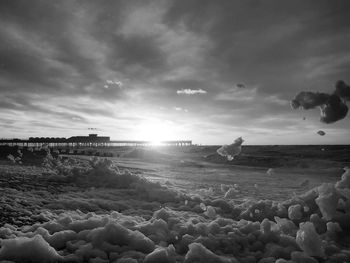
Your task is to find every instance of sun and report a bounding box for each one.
[135,120,176,145]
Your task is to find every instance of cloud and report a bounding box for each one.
[173,107,188,112]
[106,80,123,87]
[215,87,257,101]
[104,80,123,89]
[176,89,207,95]
[0,0,350,143]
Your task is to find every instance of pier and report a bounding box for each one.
[0,134,192,148]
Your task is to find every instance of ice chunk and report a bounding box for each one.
[138,219,169,243]
[291,251,318,263]
[335,167,350,189]
[216,137,244,161]
[335,80,350,100]
[0,235,62,262]
[34,227,77,250]
[326,222,342,236]
[89,257,109,263]
[198,187,214,196]
[266,168,275,175]
[204,206,216,219]
[274,216,298,236]
[290,83,349,124]
[220,184,230,193]
[288,204,303,220]
[319,94,348,124]
[315,183,339,220]
[153,208,170,222]
[224,188,239,199]
[296,222,325,258]
[260,218,272,233]
[88,222,155,253]
[317,130,325,136]
[291,91,330,110]
[184,242,236,263]
[74,243,108,261]
[337,188,350,200]
[144,245,176,263]
[115,259,138,263]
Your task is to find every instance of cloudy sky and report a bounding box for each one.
[1,0,350,145]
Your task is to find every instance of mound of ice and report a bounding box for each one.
[88,222,155,253]
[0,235,62,262]
[184,242,237,263]
[288,204,303,220]
[1,161,350,262]
[296,222,325,258]
[315,183,339,220]
[144,245,176,263]
[216,137,244,161]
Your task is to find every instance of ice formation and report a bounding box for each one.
[224,188,239,199]
[335,167,350,189]
[317,130,325,136]
[266,168,275,176]
[236,83,245,89]
[0,162,350,262]
[0,235,62,262]
[184,243,235,263]
[288,204,303,220]
[335,80,350,100]
[216,137,244,161]
[290,80,350,124]
[296,222,325,258]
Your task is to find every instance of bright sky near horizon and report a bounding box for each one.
[0,0,350,145]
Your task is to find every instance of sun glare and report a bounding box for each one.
[135,120,176,145]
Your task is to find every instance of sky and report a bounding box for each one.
[0,0,350,145]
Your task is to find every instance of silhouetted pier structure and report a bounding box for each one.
[0,134,192,148]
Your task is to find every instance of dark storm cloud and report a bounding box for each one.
[105,35,167,76]
[0,94,87,124]
[0,0,127,102]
